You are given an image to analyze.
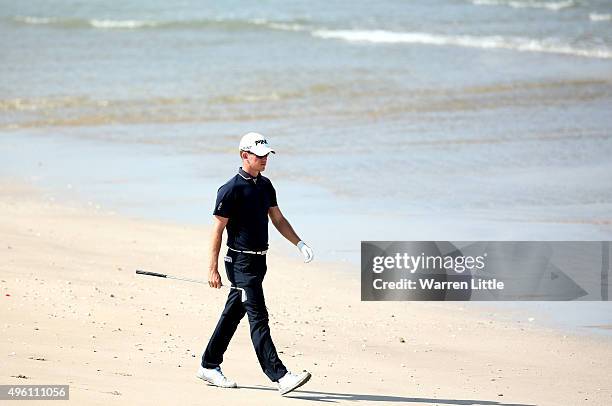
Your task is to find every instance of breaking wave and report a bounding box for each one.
[11,15,309,31]
[10,15,612,59]
[311,30,612,59]
[589,13,612,22]
[470,0,576,11]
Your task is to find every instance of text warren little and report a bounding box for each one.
[373,278,504,290]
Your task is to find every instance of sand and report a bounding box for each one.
[1,180,611,406]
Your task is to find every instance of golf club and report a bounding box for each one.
[135,269,247,302]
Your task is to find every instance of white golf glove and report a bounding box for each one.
[297,240,314,263]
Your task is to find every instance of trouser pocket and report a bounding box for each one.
[224,251,236,286]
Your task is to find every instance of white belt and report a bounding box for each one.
[228,247,268,255]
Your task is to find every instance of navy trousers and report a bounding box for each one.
[201,249,287,382]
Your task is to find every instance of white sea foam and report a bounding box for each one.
[312,29,612,59]
[14,16,162,29]
[13,15,309,31]
[250,18,308,32]
[589,13,612,22]
[266,22,308,31]
[14,16,57,25]
[471,0,576,11]
[89,19,161,29]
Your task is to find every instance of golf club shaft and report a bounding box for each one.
[167,274,208,284]
[135,269,247,301]
[136,269,210,284]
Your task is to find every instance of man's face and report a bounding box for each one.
[245,152,269,172]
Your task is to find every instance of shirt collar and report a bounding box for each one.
[238,167,261,182]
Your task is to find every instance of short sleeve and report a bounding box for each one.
[213,183,234,217]
[269,182,278,207]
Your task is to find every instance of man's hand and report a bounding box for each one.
[209,268,223,288]
[297,241,314,263]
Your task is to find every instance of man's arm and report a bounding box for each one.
[269,206,314,262]
[209,215,229,288]
[269,206,300,245]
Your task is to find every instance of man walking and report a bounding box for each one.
[197,132,314,396]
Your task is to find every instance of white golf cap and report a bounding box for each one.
[239,132,275,156]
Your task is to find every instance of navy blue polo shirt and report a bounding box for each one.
[213,168,277,251]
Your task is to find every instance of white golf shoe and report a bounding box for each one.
[196,365,237,388]
[277,370,311,395]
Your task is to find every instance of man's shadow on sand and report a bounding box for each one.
[238,385,535,405]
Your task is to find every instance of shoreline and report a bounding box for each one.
[3,130,612,263]
[2,179,612,405]
[3,164,612,338]
[2,129,610,337]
